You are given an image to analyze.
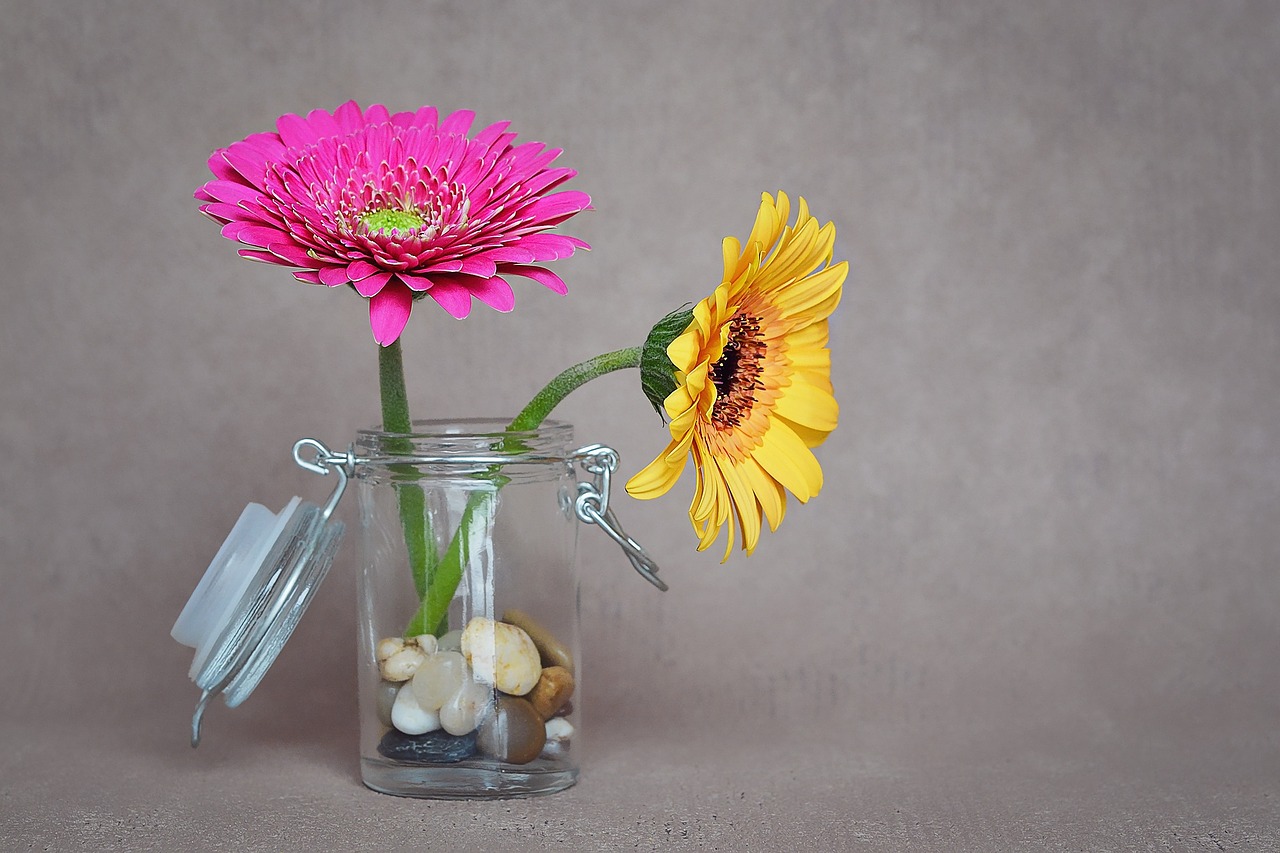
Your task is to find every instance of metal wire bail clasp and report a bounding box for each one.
[572,444,668,591]
[292,438,356,518]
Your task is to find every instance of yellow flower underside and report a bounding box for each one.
[626,191,846,559]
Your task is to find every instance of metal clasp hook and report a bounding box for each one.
[292,438,355,520]
[572,444,668,591]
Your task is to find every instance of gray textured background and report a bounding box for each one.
[3,1,1278,849]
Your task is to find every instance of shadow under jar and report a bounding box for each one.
[355,419,581,799]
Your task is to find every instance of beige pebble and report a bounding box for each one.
[503,609,574,674]
[408,634,438,655]
[461,616,542,697]
[380,646,427,682]
[375,636,405,662]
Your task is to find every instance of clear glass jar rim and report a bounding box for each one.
[354,418,574,466]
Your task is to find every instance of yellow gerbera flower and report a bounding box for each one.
[625,191,846,558]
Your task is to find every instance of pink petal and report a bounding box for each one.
[474,121,512,146]
[276,112,318,148]
[419,259,464,275]
[509,233,582,261]
[503,265,568,295]
[238,249,286,265]
[240,131,288,158]
[318,266,350,286]
[456,256,498,278]
[267,241,318,267]
[206,150,242,183]
[347,259,380,280]
[369,282,413,345]
[409,105,439,129]
[478,245,535,264]
[293,270,322,283]
[305,107,342,139]
[227,224,290,248]
[395,272,432,292]
[469,276,515,312]
[354,270,392,297]
[425,280,473,318]
[197,180,264,205]
[363,103,392,125]
[220,144,273,187]
[439,109,475,136]
[334,100,365,132]
[199,202,249,223]
[518,191,592,226]
[516,167,577,197]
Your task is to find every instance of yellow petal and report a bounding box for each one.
[739,456,786,532]
[772,381,839,432]
[787,320,829,350]
[626,446,686,500]
[744,194,782,263]
[761,216,822,285]
[663,423,697,464]
[753,419,824,501]
[666,328,702,373]
[775,262,847,318]
[716,456,762,554]
[780,418,834,449]
[722,236,741,280]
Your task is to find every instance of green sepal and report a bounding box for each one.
[640,305,694,415]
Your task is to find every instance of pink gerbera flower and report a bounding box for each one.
[195,101,590,345]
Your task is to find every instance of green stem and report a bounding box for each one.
[507,347,642,433]
[378,340,434,603]
[404,345,643,635]
[378,340,412,436]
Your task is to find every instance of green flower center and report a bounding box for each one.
[361,208,426,235]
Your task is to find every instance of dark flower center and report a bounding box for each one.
[709,312,767,429]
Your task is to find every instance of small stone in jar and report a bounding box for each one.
[475,695,546,765]
[503,609,574,674]
[436,629,463,653]
[410,650,467,711]
[541,717,573,758]
[408,634,438,656]
[377,728,477,764]
[461,616,542,697]
[375,636,405,663]
[438,677,494,736]
[544,717,574,742]
[379,646,427,682]
[391,682,441,736]
[374,680,400,728]
[527,666,575,721]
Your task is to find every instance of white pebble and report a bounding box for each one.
[436,629,463,653]
[391,682,441,735]
[411,650,467,711]
[439,677,494,736]
[544,718,574,742]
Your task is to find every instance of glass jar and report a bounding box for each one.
[354,419,581,799]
